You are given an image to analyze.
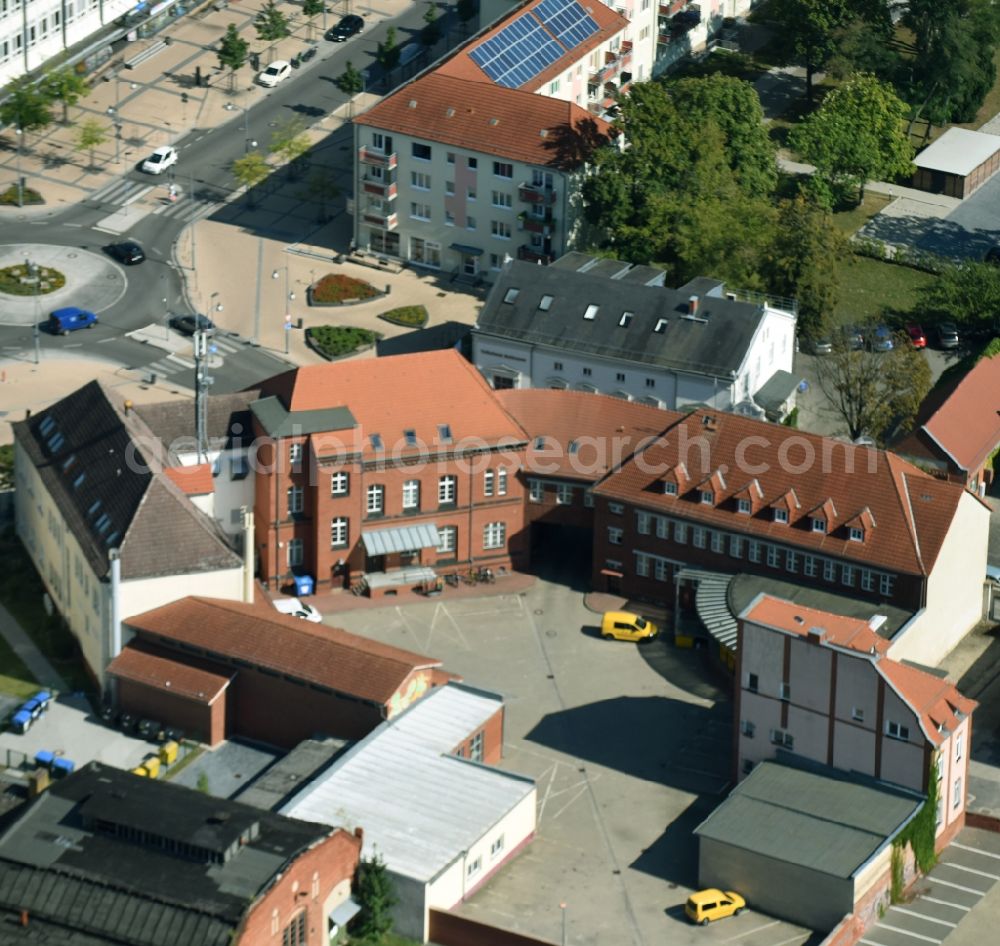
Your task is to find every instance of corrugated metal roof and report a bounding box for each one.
[695,762,922,879]
[281,683,535,883]
[678,569,738,651]
[362,522,441,556]
[913,127,1000,176]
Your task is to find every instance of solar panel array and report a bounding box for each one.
[469,17,564,89]
[535,0,600,50]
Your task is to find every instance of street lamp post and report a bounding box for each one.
[14,127,23,208]
[107,106,122,164]
[224,101,258,154]
[27,259,40,365]
[272,267,296,355]
[560,903,567,946]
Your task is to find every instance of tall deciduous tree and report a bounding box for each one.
[377,26,401,72]
[218,23,250,91]
[269,116,310,178]
[923,262,1000,337]
[0,76,54,135]
[41,67,89,124]
[254,0,291,57]
[816,326,932,443]
[232,151,271,207]
[336,61,364,96]
[769,0,853,100]
[352,855,397,940]
[74,118,109,171]
[790,73,914,205]
[301,0,324,41]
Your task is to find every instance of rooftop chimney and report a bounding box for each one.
[124,399,133,415]
[689,294,699,315]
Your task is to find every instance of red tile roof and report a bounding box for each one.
[921,354,1000,473]
[436,0,629,92]
[258,349,528,459]
[742,595,890,656]
[354,72,612,170]
[107,641,232,703]
[595,409,972,575]
[163,463,214,496]
[879,659,978,746]
[496,389,678,482]
[124,597,446,705]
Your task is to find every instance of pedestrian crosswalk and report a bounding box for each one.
[142,334,244,379]
[89,177,223,225]
[90,179,154,206]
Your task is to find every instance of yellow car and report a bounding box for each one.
[685,889,746,925]
[600,611,658,642]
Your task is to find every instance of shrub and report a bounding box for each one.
[0,263,66,296]
[0,185,43,206]
[310,273,380,304]
[378,305,428,328]
[307,325,381,357]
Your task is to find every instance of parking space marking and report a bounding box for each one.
[951,842,1000,861]
[860,938,896,946]
[926,877,987,896]
[874,923,942,943]
[721,920,778,941]
[771,934,813,946]
[938,861,1000,882]
[887,908,956,929]
[919,896,969,912]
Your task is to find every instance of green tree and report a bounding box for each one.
[766,195,846,341]
[422,2,442,47]
[377,26,401,72]
[352,854,397,940]
[74,118,109,171]
[254,0,291,56]
[790,73,914,205]
[0,444,13,491]
[815,325,932,443]
[196,772,210,794]
[41,67,89,124]
[269,116,310,178]
[217,24,250,91]
[0,76,54,135]
[299,167,340,222]
[231,151,271,207]
[769,0,854,100]
[301,0,325,41]
[923,261,1000,336]
[336,61,364,96]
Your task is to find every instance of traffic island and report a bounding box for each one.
[0,185,44,207]
[0,263,66,296]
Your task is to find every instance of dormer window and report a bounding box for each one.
[583,304,599,320]
[812,518,827,534]
[700,491,713,505]
[664,482,678,496]
[774,508,788,524]
[539,294,554,311]
[404,429,418,447]
[370,433,383,450]
[849,527,864,542]
[737,498,751,515]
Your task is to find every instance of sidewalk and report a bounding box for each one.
[0,600,70,692]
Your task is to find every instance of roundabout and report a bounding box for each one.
[0,244,128,326]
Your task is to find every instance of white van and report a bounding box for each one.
[272,597,323,623]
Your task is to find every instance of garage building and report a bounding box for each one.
[694,760,923,932]
[912,127,1000,199]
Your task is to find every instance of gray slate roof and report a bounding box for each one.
[12,381,241,581]
[0,763,332,946]
[695,761,922,879]
[476,260,766,377]
[135,391,258,458]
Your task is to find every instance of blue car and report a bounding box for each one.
[49,306,98,335]
[870,326,894,351]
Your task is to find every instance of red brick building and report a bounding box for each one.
[249,350,530,593]
[109,597,455,747]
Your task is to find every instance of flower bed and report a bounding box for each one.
[306,325,382,359]
[378,305,429,329]
[0,263,66,296]
[308,273,383,306]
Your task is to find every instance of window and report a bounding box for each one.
[466,215,476,230]
[748,540,762,563]
[372,132,387,151]
[812,518,827,533]
[730,535,743,558]
[770,729,794,749]
[439,475,457,504]
[412,142,432,160]
[402,479,420,510]
[497,468,508,496]
[438,423,453,443]
[747,673,758,693]
[849,527,864,542]
[484,470,495,497]
[287,538,304,568]
[886,721,910,741]
[467,157,478,169]
[230,455,249,480]
[654,558,670,581]
[655,516,668,539]
[467,855,483,878]
[842,565,856,587]
[491,190,512,208]
[779,682,790,701]
[637,512,651,535]
[664,481,677,496]
[437,526,457,555]
[470,730,484,761]
[804,555,817,578]
[737,498,751,514]
[767,545,780,568]
[331,517,349,548]
[366,484,384,514]
[491,220,512,240]
[675,522,687,544]
[741,720,755,738]
[447,151,455,164]
[493,161,513,178]
[484,521,506,549]
[491,834,505,858]
[852,707,864,723]
[287,485,304,516]
[468,187,478,201]
[582,367,592,376]
[711,531,724,554]
[956,731,964,762]
[692,527,706,549]
[861,569,875,592]
[445,211,455,226]
[636,554,650,577]
[556,484,573,505]
[609,502,623,515]
[700,491,713,505]
[331,472,349,496]
[879,574,895,596]
[774,508,788,524]
[528,479,543,502]
[289,443,303,465]
[411,171,431,189]
[616,372,626,383]
[282,910,308,946]
[410,202,431,220]
[953,776,963,809]
[583,489,595,508]
[823,559,836,582]
[786,550,799,573]
[608,526,623,545]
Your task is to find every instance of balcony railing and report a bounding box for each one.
[362,209,398,230]
[659,0,687,16]
[362,179,397,200]
[517,245,554,264]
[358,147,398,170]
[519,215,554,235]
[518,183,557,205]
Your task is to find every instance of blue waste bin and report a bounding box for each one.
[294,574,315,597]
[51,758,75,778]
[35,750,54,768]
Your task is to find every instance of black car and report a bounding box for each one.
[107,240,145,265]
[170,313,216,336]
[326,14,364,42]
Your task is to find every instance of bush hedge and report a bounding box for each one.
[0,185,44,206]
[378,305,428,328]
[306,325,382,358]
[310,273,380,304]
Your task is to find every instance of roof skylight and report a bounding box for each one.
[504,288,520,304]
[583,304,599,320]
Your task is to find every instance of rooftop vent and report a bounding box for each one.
[653,318,667,333]
[689,295,699,315]
[489,117,499,126]
[793,615,804,624]
[540,128,548,137]
[619,311,633,327]
[446,107,455,117]
[868,615,888,632]
[408,99,417,109]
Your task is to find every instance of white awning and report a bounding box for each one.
[362,522,440,556]
[330,897,361,927]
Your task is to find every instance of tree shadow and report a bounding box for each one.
[542,116,614,169]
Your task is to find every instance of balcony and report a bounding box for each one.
[362,178,397,200]
[362,209,398,230]
[358,147,397,170]
[518,183,557,205]
[517,245,554,264]
[659,0,687,15]
[519,214,554,235]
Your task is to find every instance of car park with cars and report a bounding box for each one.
[936,322,960,349]
[869,325,894,351]
[106,240,145,265]
[258,60,292,87]
[326,14,364,41]
[49,306,98,334]
[141,145,178,175]
[685,889,746,925]
[906,324,927,348]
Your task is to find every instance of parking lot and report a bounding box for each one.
[324,566,816,946]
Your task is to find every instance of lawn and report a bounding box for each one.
[0,634,40,700]
[831,193,891,236]
[832,256,936,325]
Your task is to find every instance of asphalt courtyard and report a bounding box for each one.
[323,556,816,946]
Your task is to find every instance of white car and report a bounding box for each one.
[258,60,292,87]
[272,596,322,623]
[142,146,178,175]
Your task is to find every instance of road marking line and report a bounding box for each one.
[926,877,986,896]
[939,862,1000,881]
[951,842,1000,862]
[722,920,777,941]
[859,938,896,946]
[919,896,969,912]
[96,337,118,344]
[165,353,195,368]
[122,185,154,206]
[770,934,811,946]
[874,923,941,943]
[888,908,956,928]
